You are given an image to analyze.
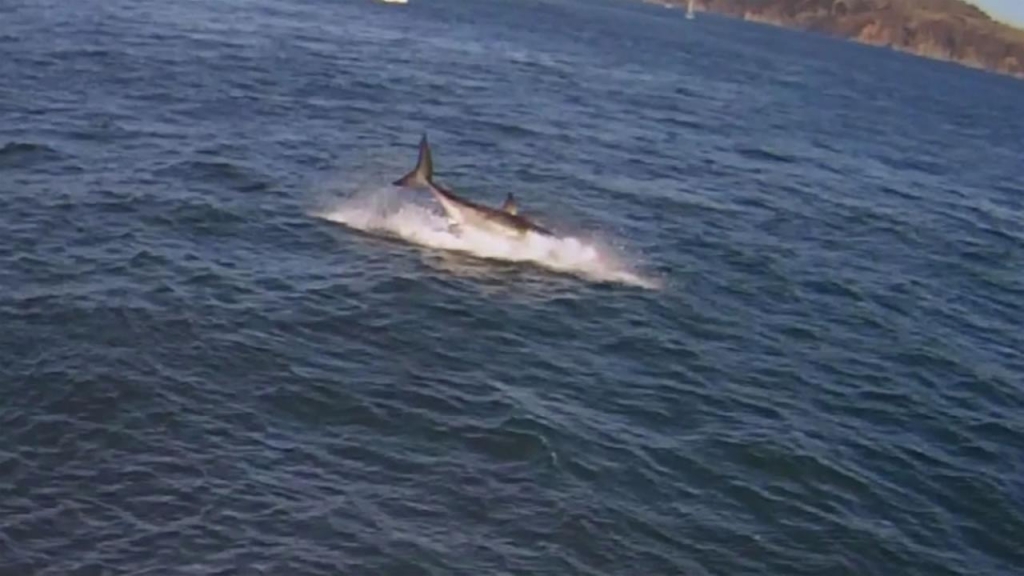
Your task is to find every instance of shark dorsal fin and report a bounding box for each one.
[500,193,518,215]
[393,134,434,188]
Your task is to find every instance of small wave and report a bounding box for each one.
[735,146,798,165]
[313,187,660,290]
[0,141,63,168]
[153,159,270,192]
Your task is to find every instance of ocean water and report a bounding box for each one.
[2,0,1023,574]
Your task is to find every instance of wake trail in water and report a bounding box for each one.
[315,187,661,289]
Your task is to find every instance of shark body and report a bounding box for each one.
[393,135,552,238]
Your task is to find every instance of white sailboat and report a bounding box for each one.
[685,0,695,19]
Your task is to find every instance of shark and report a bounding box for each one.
[392,135,553,238]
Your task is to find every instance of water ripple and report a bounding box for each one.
[2,0,1024,574]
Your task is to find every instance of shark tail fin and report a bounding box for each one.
[501,193,518,215]
[393,134,434,188]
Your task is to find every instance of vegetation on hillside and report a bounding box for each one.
[674,0,1024,77]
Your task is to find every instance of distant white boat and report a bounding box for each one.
[378,0,408,4]
[685,0,695,19]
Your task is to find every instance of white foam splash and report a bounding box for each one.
[314,187,660,290]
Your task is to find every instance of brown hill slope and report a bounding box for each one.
[672,0,1024,78]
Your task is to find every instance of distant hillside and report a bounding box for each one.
[664,0,1024,78]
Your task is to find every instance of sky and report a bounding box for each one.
[970,0,1024,26]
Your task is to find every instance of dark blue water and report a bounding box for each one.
[3,0,1023,573]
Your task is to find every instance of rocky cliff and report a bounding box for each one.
[672,0,1024,78]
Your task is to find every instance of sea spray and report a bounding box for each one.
[314,187,660,289]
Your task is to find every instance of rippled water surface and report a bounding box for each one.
[3,0,1024,574]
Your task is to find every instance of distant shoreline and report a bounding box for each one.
[651,0,1024,80]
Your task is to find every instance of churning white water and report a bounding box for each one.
[315,187,660,289]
